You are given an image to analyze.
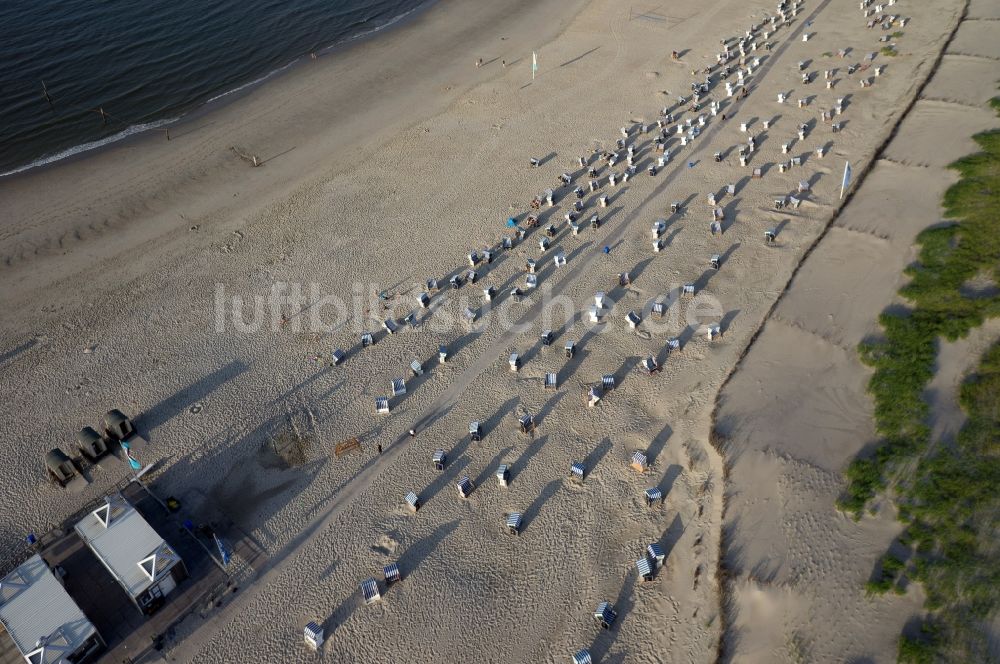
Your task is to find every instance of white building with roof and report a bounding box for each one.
[74,493,187,615]
[0,554,104,664]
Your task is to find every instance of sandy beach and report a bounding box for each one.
[1,0,993,661]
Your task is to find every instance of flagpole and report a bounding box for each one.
[840,160,852,200]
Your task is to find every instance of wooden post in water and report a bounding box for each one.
[41,80,52,105]
[98,107,108,125]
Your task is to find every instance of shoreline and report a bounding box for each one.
[0,0,438,180]
[0,0,591,316]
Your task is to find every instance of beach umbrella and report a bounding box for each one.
[507,217,517,227]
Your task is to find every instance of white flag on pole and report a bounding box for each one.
[532,51,538,80]
[840,161,852,199]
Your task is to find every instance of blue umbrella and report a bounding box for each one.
[506,217,517,227]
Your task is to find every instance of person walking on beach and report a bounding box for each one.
[377,443,382,455]
[476,58,483,68]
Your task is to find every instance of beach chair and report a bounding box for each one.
[573,650,593,664]
[509,353,520,372]
[710,254,721,269]
[76,427,107,461]
[411,359,424,376]
[565,340,576,359]
[602,374,615,391]
[361,332,374,348]
[594,602,618,629]
[361,578,381,604]
[470,421,482,442]
[519,413,535,434]
[304,622,324,650]
[636,557,655,582]
[587,386,601,407]
[332,348,346,366]
[645,487,664,506]
[627,311,641,329]
[104,409,135,441]
[432,450,446,471]
[392,378,406,397]
[541,330,554,346]
[375,397,390,414]
[497,464,510,487]
[45,449,78,487]
[652,301,666,318]
[456,476,474,498]
[647,543,666,568]
[631,451,649,473]
[405,492,420,512]
[384,563,401,585]
[506,512,522,535]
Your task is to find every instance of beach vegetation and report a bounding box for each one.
[841,96,1000,661]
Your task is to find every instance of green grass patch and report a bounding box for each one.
[840,95,1000,660]
[881,46,898,57]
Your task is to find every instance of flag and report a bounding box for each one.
[213,534,232,566]
[120,440,142,471]
[532,52,538,80]
[840,161,852,199]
